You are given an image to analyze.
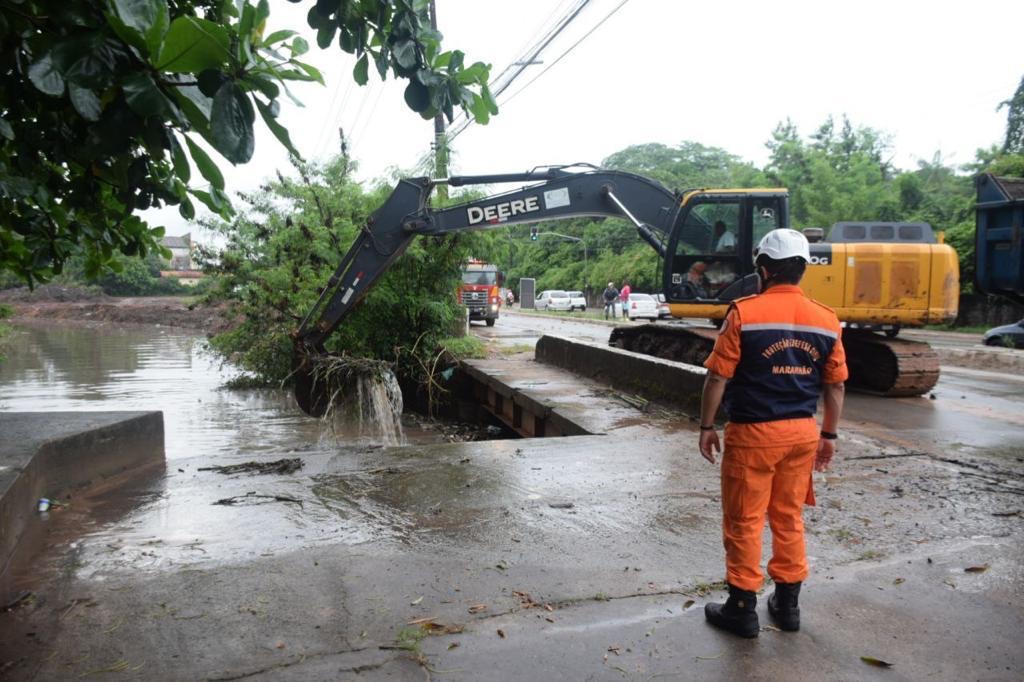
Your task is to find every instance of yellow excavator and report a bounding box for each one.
[293,165,958,415]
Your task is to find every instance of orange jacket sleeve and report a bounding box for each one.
[704,307,742,378]
[823,330,849,384]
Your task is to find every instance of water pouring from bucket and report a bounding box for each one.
[293,345,404,444]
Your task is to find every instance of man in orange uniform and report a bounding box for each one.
[698,228,847,638]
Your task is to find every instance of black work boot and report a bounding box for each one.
[767,581,801,631]
[704,584,759,638]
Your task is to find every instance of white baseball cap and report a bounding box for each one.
[754,229,810,263]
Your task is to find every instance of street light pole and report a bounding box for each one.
[537,230,589,296]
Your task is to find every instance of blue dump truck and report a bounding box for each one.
[976,173,1024,305]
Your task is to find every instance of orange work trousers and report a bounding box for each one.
[720,439,817,592]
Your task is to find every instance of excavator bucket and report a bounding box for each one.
[292,344,332,418]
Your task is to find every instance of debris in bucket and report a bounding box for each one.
[198,458,304,476]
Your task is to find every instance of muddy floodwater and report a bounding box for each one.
[0,322,460,569]
[0,321,406,456]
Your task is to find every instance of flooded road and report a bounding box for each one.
[2,319,1023,681]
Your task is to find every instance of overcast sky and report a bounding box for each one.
[149,0,1024,236]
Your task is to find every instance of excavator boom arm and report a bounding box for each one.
[294,168,678,351]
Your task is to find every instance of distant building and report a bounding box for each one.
[161,233,196,271]
[159,233,204,285]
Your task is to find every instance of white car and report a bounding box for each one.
[626,293,659,321]
[655,293,671,319]
[567,290,587,312]
[536,290,572,311]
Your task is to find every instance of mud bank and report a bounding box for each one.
[1,287,228,332]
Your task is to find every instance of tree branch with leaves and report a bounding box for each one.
[0,0,496,286]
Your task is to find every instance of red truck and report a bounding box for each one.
[458,260,502,326]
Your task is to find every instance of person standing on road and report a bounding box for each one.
[602,282,619,320]
[619,281,631,318]
[697,228,847,639]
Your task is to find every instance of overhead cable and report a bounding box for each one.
[499,0,631,109]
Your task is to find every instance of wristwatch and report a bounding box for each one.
[699,424,715,431]
[820,430,838,440]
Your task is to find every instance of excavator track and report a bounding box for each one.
[609,324,718,366]
[839,330,940,397]
[608,324,940,398]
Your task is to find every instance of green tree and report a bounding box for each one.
[201,155,479,386]
[94,252,189,296]
[603,141,767,191]
[767,116,899,227]
[0,0,495,286]
[1000,75,1024,154]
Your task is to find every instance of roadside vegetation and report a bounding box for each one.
[439,336,488,360]
[196,155,492,390]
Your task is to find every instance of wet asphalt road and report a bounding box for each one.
[480,310,1024,460]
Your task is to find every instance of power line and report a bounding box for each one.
[411,0,594,173]
[350,81,387,148]
[314,66,354,157]
[444,0,594,143]
[346,79,381,150]
[500,0,631,109]
[481,0,579,105]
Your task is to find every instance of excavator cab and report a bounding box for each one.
[663,190,789,315]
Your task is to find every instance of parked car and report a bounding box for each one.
[626,293,659,321]
[536,290,572,312]
[567,290,587,312]
[655,293,671,319]
[983,319,1024,348]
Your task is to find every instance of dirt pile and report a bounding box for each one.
[0,284,106,302]
[2,287,231,333]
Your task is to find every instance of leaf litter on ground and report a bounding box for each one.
[860,655,894,668]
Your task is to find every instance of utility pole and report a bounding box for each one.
[428,0,448,201]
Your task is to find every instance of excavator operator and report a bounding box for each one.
[696,228,847,638]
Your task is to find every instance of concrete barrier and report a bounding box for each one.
[0,411,165,602]
[535,335,707,412]
[458,361,592,437]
